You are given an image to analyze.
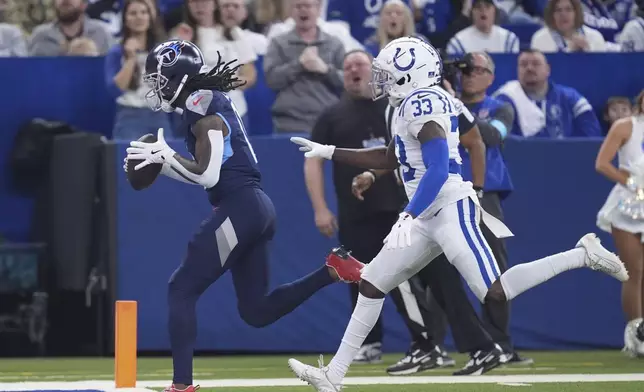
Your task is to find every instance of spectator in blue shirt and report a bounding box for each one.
[104,0,169,140]
[493,49,601,138]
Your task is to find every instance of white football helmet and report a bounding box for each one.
[370,36,442,107]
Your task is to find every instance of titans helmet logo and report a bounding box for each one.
[157,41,184,67]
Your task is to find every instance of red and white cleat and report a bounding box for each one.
[164,385,200,392]
[326,246,364,283]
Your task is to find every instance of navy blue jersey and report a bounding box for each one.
[180,89,261,205]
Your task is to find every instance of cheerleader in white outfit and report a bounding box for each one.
[596,90,644,357]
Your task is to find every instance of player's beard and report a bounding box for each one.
[56,7,84,25]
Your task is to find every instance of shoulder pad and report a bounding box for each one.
[185,90,214,116]
[399,87,457,121]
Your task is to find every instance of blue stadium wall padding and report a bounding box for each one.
[115,136,623,352]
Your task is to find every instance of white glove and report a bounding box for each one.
[291,137,336,160]
[383,212,414,249]
[126,128,176,171]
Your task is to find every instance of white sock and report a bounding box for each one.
[327,294,384,384]
[500,248,586,301]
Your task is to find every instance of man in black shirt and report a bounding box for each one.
[304,50,403,363]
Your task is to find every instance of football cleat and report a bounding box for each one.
[576,233,629,282]
[288,355,342,392]
[387,345,453,376]
[453,347,502,376]
[434,346,456,369]
[501,351,535,366]
[326,246,364,283]
[498,345,535,366]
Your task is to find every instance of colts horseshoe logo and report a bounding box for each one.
[393,47,416,72]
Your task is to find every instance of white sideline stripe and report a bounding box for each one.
[0,367,558,381]
[1,374,644,390]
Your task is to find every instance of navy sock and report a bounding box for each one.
[168,284,199,385]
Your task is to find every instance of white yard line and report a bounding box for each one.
[1,373,644,390]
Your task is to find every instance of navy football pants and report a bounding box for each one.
[167,188,333,385]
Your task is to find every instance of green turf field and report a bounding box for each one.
[1,351,643,391]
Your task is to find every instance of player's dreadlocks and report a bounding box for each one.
[185,52,247,93]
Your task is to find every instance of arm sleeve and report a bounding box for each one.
[404,137,450,217]
[570,91,601,137]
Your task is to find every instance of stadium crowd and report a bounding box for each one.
[0,0,641,139]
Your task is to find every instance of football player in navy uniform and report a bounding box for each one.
[124,39,364,392]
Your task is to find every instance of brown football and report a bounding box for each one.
[126,133,163,191]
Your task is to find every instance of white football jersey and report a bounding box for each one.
[391,85,476,218]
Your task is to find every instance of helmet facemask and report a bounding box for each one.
[370,62,396,101]
[143,62,188,113]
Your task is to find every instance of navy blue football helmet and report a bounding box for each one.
[143,39,206,112]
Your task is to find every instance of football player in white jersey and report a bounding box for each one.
[289,36,628,391]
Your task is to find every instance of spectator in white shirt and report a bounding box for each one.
[105,0,169,140]
[0,24,27,56]
[221,0,268,55]
[446,0,520,57]
[617,0,644,51]
[174,0,258,125]
[530,0,607,52]
[0,0,27,56]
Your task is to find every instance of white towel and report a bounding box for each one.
[494,80,545,137]
[470,196,514,239]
